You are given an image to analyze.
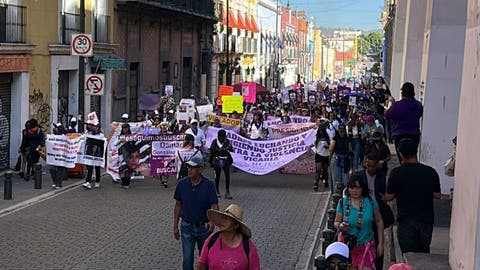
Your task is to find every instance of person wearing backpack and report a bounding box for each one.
[176,134,202,180]
[197,204,260,270]
[209,129,234,199]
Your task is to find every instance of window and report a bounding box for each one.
[0,2,25,43]
[60,0,79,45]
[94,0,109,43]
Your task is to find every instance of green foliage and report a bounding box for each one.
[358,31,383,56]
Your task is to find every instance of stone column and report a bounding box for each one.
[389,0,408,99]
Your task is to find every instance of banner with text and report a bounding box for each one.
[46,133,83,168]
[206,114,242,127]
[268,122,317,140]
[206,127,316,175]
[76,134,107,167]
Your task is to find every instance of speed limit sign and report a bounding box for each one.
[71,34,93,56]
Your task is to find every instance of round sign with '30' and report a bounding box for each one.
[71,34,93,56]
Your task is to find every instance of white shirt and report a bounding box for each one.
[249,122,264,140]
[185,128,206,148]
[315,138,330,157]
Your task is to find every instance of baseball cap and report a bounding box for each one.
[388,263,415,270]
[186,156,204,168]
[70,117,77,122]
[190,119,198,124]
[325,242,349,261]
[121,113,129,119]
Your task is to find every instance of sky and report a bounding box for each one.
[285,0,384,31]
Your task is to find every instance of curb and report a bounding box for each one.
[0,180,84,218]
[295,191,331,270]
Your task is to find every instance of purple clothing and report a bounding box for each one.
[384,98,423,136]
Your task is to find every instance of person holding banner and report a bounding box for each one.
[209,129,234,199]
[49,123,67,189]
[82,113,105,190]
[248,113,265,140]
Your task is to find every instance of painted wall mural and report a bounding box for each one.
[29,89,52,132]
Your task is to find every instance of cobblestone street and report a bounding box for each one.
[0,169,329,270]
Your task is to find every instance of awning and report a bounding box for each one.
[244,14,253,32]
[282,32,289,42]
[293,34,299,43]
[236,11,246,30]
[222,9,238,28]
[93,54,126,70]
[250,15,259,33]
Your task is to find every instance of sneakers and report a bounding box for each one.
[82,182,92,189]
[121,185,129,189]
[161,180,168,188]
[313,184,319,191]
[224,191,233,200]
[94,182,100,188]
[52,184,61,189]
[112,178,121,183]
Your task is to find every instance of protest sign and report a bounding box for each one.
[196,104,214,121]
[222,95,244,113]
[349,96,357,106]
[165,85,174,96]
[206,127,316,175]
[77,134,107,167]
[241,82,256,103]
[263,117,283,128]
[151,140,184,176]
[217,85,234,105]
[46,133,82,168]
[206,114,241,127]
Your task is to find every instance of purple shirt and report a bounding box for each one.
[385,98,423,136]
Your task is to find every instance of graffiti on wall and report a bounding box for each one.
[0,98,10,168]
[29,89,52,132]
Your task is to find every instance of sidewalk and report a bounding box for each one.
[0,167,86,215]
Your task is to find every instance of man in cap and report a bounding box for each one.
[121,113,129,122]
[323,242,351,270]
[67,117,77,133]
[173,156,218,270]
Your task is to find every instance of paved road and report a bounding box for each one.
[0,168,329,270]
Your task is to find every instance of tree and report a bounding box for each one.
[358,31,383,56]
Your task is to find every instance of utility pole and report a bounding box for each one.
[225,0,230,85]
[78,0,85,132]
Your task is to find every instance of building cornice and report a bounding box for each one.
[0,44,36,55]
[48,43,119,55]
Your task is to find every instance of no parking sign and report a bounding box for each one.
[85,74,104,95]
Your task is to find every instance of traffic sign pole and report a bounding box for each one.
[78,0,85,132]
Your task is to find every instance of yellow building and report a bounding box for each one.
[312,28,322,80]
[0,0,116,169]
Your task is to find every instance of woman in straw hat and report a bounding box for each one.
[197,204,260,270]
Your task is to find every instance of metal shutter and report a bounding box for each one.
[0,73,11,169]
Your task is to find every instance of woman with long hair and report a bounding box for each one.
[334,174,384,270]
[329,124,351,191]
[175,134,202,180]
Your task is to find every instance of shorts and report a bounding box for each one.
[315,154,329,164]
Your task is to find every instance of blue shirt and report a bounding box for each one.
[174,176,218,223]
[337,196,379,245]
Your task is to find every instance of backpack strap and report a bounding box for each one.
[178,150,184,163]
[207,231,222,251]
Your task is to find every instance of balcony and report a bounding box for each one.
[119,0,215,20]
[0,4,26,43]
[60,12,80,45]
[94,14,110,43]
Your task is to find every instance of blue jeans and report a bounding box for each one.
[351,137,362,172]
[330,154,347,193]
[180,220,210,270]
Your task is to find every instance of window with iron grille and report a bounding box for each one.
[0,3,26,43]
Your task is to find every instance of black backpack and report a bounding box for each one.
[177,150,199,179]
[207,231,250,267]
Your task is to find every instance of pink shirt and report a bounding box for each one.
[199,233,260,270]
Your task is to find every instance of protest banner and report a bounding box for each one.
[217,85,234,105]
[241,82,256,103]
[290,115,311,123]
[206,114,241,127]
[349,96,357,106]
[165,85,174,96]
[263,117,283,128]
[222,95,244,113]
[46,133,83,168]
[196,104,214,121]
[151,140,184,176]
[206,127,316,175]
[268,122,317,140]
[77,134,107,167]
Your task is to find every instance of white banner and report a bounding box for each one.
[206,127,316,175]
[46,133,83,168]
[290,115,311,123]
[76,134,107,167]
[196,104,214,122]
[268,122,317,140]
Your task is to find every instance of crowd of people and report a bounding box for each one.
[15,75,442,270]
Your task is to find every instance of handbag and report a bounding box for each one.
[378,201,395,228]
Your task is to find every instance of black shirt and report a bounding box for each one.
[387,163,441,224]
[333,135,349,155]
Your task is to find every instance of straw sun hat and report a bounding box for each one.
[207,204,252,238]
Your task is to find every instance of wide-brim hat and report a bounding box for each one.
[207,204,252,238]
